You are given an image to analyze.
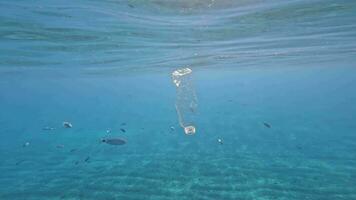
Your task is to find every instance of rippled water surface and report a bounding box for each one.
[1,0,356,200]
[1,0,355,71]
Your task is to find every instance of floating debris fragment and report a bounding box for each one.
[120,128,126,133]
[217,138,223,145]
[22,142,30,147]
[170,126,175,131]
[263,122,271,128]
[102,138,126,146]
[63,121,73,128]
[106,129,111,134]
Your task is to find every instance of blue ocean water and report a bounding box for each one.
[1,0,356,199]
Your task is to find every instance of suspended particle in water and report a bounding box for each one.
[172,68,198,135]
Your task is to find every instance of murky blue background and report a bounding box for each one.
[1,0,356,199]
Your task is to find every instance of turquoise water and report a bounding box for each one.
[1,0,356,199]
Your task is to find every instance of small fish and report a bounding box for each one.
[120,128,126,133]
[121,122,126,126]
[263,122,271,128]
[42,126,55,131]
[56,144,64,149]
[15,160,25,166]
[22,142,30,147]
[217,138,223,145]
[189,106,196,113]
[84,156,90,162]
[74,161,79,165]
[70,149,77,153]
[106,129,111,134]
[170,126,175,132]
[63,121,73,128]
[128,4,134,8]
[102,138,127,146]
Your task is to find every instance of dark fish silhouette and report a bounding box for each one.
[84,156,90,162]
[15,160,25,166]
[70,149,77,153]
[263,122,271,128]
[120,128,126,133]
[102,138,126,145]
[121,123,126,126]
[128,4,134,8]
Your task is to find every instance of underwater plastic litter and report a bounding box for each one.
[172,68,198,135]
